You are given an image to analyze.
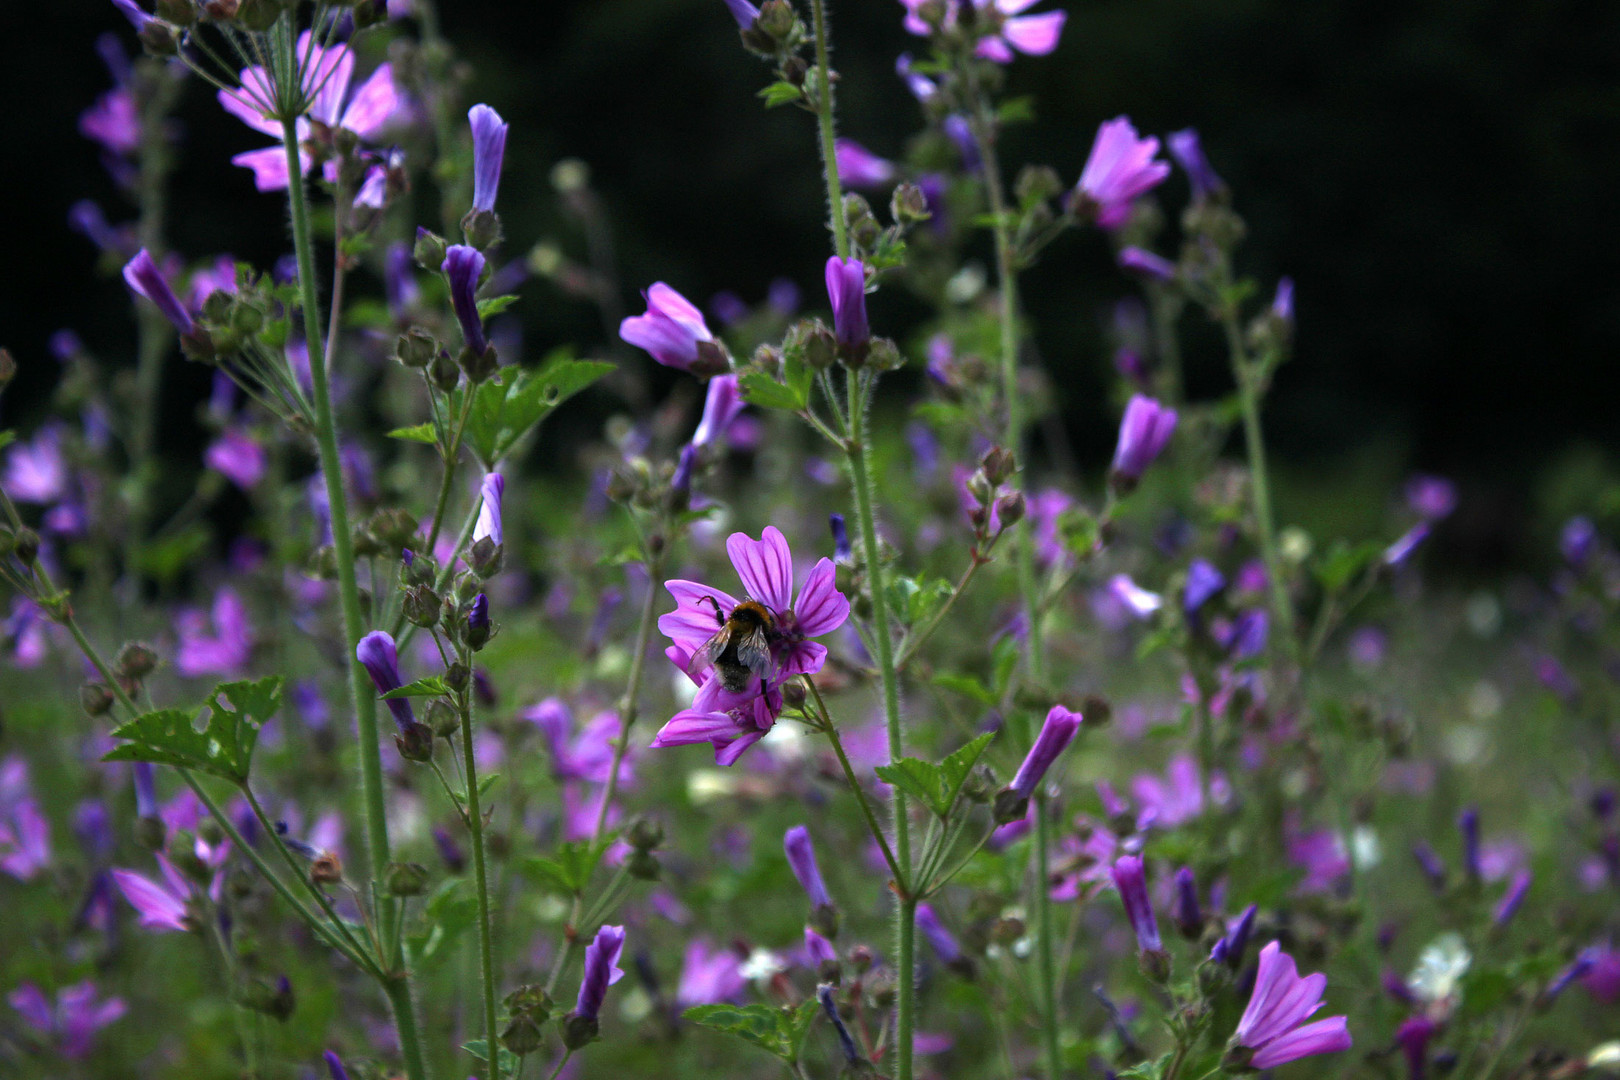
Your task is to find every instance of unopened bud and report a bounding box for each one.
[80,682,116,717]
[395,720,436,762]
[626,848,661,881]
[396,327,437,368]
[757,0,795,37]
[445,663,470,692]
[137,20,180,56]
[426,700,458,738]
[1015,165,1063,205]
[627,817,664,851]
[890,182,930,224]
[12,527,40,565]
[500,1013,545,1056]
[414,228,448,270]
[505,984,554,1022]
[386,861,431,896]
[430,349,461,392]
[866,337,903,372]
[368,508,419,552]
[1082,694,1112,727]
[994,491,1026,528]
[115,642,160,681]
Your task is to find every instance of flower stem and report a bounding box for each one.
[809,0,848,260]
[805,675,905,890]
[967,56,1061,1080]
[457,662,501,1080]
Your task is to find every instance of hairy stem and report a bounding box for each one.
[806,676,905,889]
[810,0,849,258]
[458,663,500,1080]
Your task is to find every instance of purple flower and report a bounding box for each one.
[8,981,126,1059]
[218,33,400,192]
[818,983,862,1065]
[1111,394,1178,484]
[1075,117,1170,228]
[1272,277,1295,324]
[575,924,626,1021]
[1167,128,1224,202]
[1104,574,1164,620]
[1210,903,1257,968]
[1289,828,1350,894]
[1,797,50,880]
[693,374,745,448]
[942,114,980,172]
[723,0,761,28]
[836,139,897,190]
[468,592,490,633]
[1411,842,1447,891]
[825,256,870,358]
[676,938,747,1006]
[1384,522,1431,567]
[1458,807,1481,881]
[356,630,417,735]
[1184,559,1225,614]
[1118,247,1175,282]
[443,244,489,356]
[1172,867,1202,938]
[111,857,193,931]
[896,53,937,101]
[973,0,1067,63]
[620,283,719,373]
[1008,705,1082,801]
[474,472,505,547]
[1396,1017,1435,1080]
[1405,474,1457,521]
[829,513,851,560]
[654,526,849,764]
[1493,870,1531,926]
[205,428,267,489]
[916,902,962,964]
[1111,855,1163,954]
[468,104,508,213]
[175,588,253,677]
[122,248,193,333]
[2,424,69,505]
[804,926,838,968]
[324,1050,350,1080]
[80,88,139,157]
[1230,941,1352,1069]
[1561,516,1598,566]
[784,825,832,909]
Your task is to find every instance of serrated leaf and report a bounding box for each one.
[517,838,612,896]
[1116,1053,1170,1080]
[738,371,806,412]
[475,294,520,319]
[684,1000,818,1061]
[757,81,804,108]
[937,732,995,809]
[382,675,452,700]
[874,758,943,815]
[408,879,477,968]
[104,676,283,783]
[453,350,614,467]
[387,422,439,444]
[462,1040,522,1071]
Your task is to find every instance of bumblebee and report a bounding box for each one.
[690,596,778,693]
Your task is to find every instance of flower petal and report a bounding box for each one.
[1003,10,1066,54]
[1250,1016,1352,1070]
[727,526,793,612]
[231,146,301,192]
[646,282,711,340]
[651,709,745,748]
[659,580,740,653]
[340,63,398,138]
[793,557,849,637]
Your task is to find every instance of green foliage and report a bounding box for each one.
[874,732,995,818]
[103,676,283,784]
[387,422,439,444]
[382,675,453,699]
[683,1000,819,1063]
[452,350,615,467]
[518,838,614,896]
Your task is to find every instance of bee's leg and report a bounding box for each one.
[699,595,726,627]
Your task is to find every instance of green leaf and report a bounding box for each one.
[997,95,1036,125]
[517,838,612,896]
[1314,538,1383,592]
[104,675,283,783]
[476,772,500,798]
[991,635,1020,697]
[462,1040,522,1072]
[381,675,451,700]
[874,733,994,819]
[475,294,521,319]
[0,431,15,450]
[756,81,805,108]
[937,732,996,809]
[454,351,615,467]
[783,352,812,403]
[683,1000,819,1061]
[387,422,439,445]
[1115,1053,1170,1080]
[931,671,993,705]
[408,879,477,968]
[737,370,806,412]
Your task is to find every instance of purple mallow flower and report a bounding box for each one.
[205,429,267,489]
[1111,395,1178,485]
[111,856,193,932]
[723,0,761,28]
[784,825,833,909]
[916,903,962,965]
[1111,855,1163,956]
[574,924,625,1022]
[474,471,505,547]
[1172,867,1202,938]
[825,256,870,360]
[218,32,399,192]
[175,588,253,677]
[1,796,50,880]
[1184,559,1225,614]
[122,249,193,333]
[443,244,490,357]
[836,139,897,190]
[1118,247,1175,282]
[1007,705,1082,803]
[1211,903,1257,968]
[468,104,508,214]
[1230,942,1351,1069]
[975,0,1066,62]
[1405,474,1457,521]
[621,283,721,374]
[1075,117,1170,229]
[8,981,126,1059]
[356,631,417,735]
[653,526,849,764]
[1167,128,1224,202]
[693,374,745,449]
[676,938,747,1006]
[81,86,139,158]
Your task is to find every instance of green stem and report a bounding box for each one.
[457,668,501,1080]
[280,115,394,920]
[382,976,431,1080]
[1032,792,1062,1078]
[809,0,848,259]
[806,676,905,889]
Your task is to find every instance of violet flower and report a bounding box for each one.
[1384,523,1431,567]
[2,424,68,505]
[574,924,626,1022]
[653,526,848,764]
[474,472,505,547]
[1172,867,1202,939]
[1111,855,1163,955]
[443,244,490,356]
[1167,128,1225,202]
[1210,903,1257,968]
[218,33,399,192]
[676,938,747,1007]
[324,1050,350,1080]
[784,825,833,909]
[692,374,745,449]
[1458,807,1481,882]
[1118,247,1175,282]
[205,429,267,489]
[1493,870,1531,927]
[1007,705,1082,803]
[818,983,862,1065]
[1,796,50,880]
[723,0,761,28]
[111,856,193,931]
[896,53,937,101]
[8,981,126,1059]
[1229,941,1352,1069]
[974,0,1067,62]
[1111,394,1178,485]
[1405,474,1457,522]
[1412,842,1447,891]
[1184,559,1225,614]
[825,256,870,361]
[804,926,838,969]
[175,588,253,678]
[620,283,720,374]
[80,87,139,158]
[1075,117,1170,228]
[915,903,962,965]
[1396,1016,1436,1080]
[355,630,418,735]
[829,513,851,560]
[468,104,508,213]
[122,249,193,333]
[1561,516,1598,566]
[836,139,896,189]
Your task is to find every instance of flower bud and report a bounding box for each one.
[627,817,664,851]
[429,349,461,392]
[394,720,436,762]
[1015,164,1063,205]
[866,337,903,372]
[386,861,431,896]
[994,490,1026,528]
[626,848,661,881]
[757,0,795,37]
[460,208,504,252]
[12,527,40,565]
[80,682,116,717]
[500,1013,545,1056]
[395,327,437,368]
[137,20,180,56]
[424,699,458,738]
[465,593,491,650]
[468,536,504,578]
[505,984,554,1022]
[115,641,160,681]
[414,227,448,270]
[891,182,931,224]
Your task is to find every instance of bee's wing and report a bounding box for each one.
[686,627,731,680]
[733,624,773,680]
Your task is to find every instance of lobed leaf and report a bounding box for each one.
[104,675,283,783]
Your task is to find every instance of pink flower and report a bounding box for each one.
[620,283,720,374]
[676,938,748,1007]
[175,587,253,678]
[218,32,399,192]
[111,856,194,932]
[1231,941,1352,1069]
[1075,117,1170,228]
[974,0,1067,62]
[204,428,267,489]
[9,981,126,1059]
[0,796,50,880]
[653,526,849,764]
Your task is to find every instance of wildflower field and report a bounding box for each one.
[2,1,1617,1078]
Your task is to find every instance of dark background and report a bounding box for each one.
[4,0,1618,566]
